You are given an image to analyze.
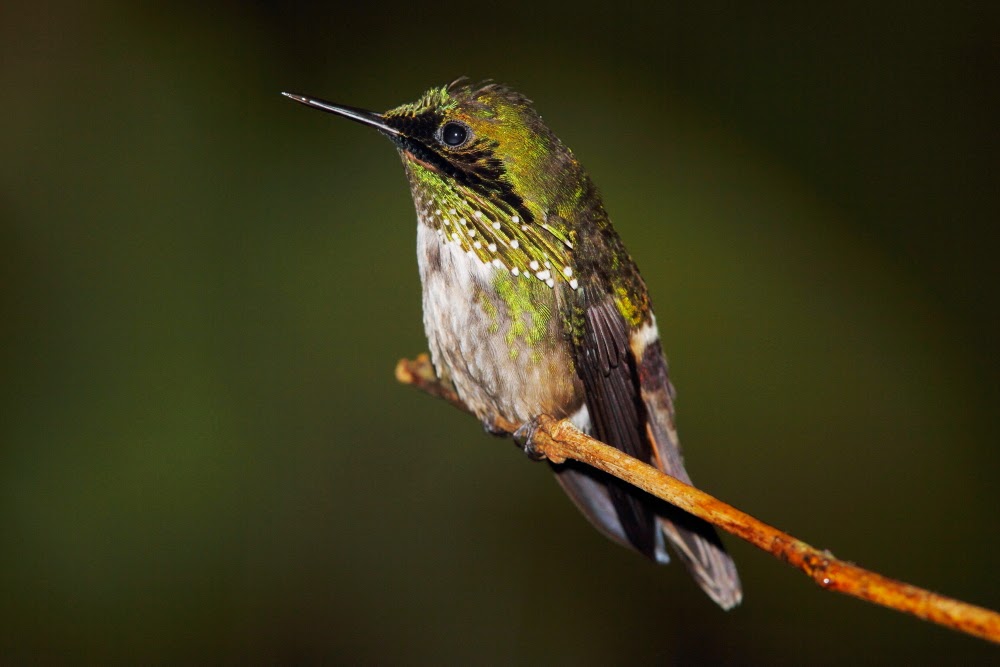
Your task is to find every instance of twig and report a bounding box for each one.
[396,355,1000,644]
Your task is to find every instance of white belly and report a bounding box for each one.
[416,224,583,426]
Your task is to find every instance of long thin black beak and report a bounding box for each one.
[282,92,400,137]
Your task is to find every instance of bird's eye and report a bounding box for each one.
[440,122,470,147]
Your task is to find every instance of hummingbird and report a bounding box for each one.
[283,79,742,609]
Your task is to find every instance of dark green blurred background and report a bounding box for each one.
[3,2,998,664]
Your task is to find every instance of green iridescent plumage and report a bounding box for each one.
[385,80,651,342]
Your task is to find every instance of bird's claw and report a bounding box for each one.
[513,417,546,461]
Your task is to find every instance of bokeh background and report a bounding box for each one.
[3,2,998,664]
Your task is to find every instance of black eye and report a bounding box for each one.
[441,122,469,147]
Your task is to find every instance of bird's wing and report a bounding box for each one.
[564,293,660,557]
[557,284,742,608]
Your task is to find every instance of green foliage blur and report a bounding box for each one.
[2,2,998,663]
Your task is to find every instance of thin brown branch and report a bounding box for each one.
[396,355,1000,644]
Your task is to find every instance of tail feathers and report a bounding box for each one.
[554,462,743,610]
[657,514,743,610]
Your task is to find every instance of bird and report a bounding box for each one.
[283,79,742,609]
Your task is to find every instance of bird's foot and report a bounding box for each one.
[512,417,546,461]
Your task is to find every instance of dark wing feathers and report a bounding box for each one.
[580,296,646,460]
[565,288,743,609]
[572,293,657,558]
